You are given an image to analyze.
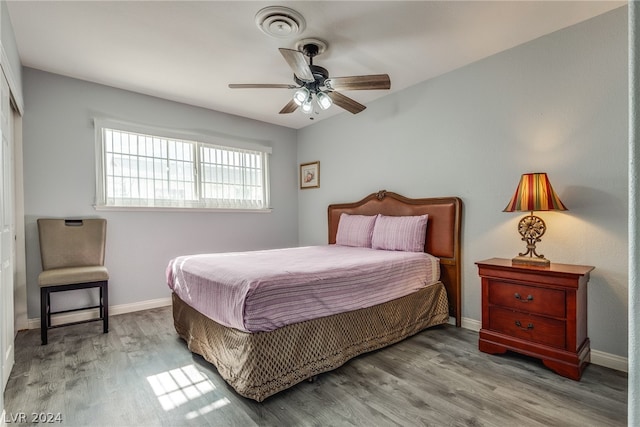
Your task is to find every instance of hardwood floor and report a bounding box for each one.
[4,307,627,426]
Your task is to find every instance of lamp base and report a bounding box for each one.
[512,255,550,267]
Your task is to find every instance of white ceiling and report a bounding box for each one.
[6,1,625,129]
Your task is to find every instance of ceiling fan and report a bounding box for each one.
[228,39,391,115]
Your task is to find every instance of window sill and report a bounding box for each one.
[93,205,272,213]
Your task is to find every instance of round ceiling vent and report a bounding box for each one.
[255,6,306,38]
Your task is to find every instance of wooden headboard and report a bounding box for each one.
[328,190,463,327]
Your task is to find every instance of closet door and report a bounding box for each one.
[0,69,14,391]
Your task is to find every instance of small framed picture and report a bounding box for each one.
[300,161,320,189]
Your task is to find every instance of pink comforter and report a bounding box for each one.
[166,245,440,332]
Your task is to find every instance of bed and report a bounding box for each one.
[168,190,462,401]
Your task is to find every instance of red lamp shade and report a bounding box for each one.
[503,173,568,213]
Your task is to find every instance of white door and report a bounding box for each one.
[0,69,14,391]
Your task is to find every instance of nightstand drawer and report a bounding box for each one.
[488,280,565,318]
[489,307,566,348]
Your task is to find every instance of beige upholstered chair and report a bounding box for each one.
[37,218,109,345]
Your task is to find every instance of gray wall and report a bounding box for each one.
[297,7,628,358]
[1,0,21,104]
[22,68,299,317]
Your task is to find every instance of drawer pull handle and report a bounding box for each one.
[515,320,534,330]
[514,293,534,302]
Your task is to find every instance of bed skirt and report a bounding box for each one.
[172,282,449,402]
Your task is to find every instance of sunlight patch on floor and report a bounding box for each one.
[146,364,217,411]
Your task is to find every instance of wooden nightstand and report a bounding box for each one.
[476,258,594,380]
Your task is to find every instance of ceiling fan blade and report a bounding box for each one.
[325,74,391,91]
[279,48,314,83]
[279,99,299,114]
[327,91,366,114]
[229,84,298,89]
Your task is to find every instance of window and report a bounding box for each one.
[94,119,271,211]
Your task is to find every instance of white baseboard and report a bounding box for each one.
[591,349,628,373]
[109,297,172,316]
[461,317,481,331]
[27,297,172,330]
[458,316,628,373]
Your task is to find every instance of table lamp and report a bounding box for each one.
[503,172,567,266]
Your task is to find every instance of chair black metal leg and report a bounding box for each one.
[39,281,109,343]
[102,282,109,333]
[40,287,48,345]
[47,292,52,328]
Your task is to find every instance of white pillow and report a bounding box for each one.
[371,214,429,252]
[335,213,377,248]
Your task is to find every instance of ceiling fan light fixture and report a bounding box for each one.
[316,91,333,110]
[293,87,310,106]
[301,99,314,114]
